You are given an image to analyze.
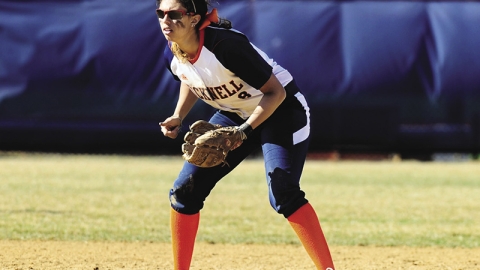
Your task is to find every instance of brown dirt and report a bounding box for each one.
[0,241,479,270]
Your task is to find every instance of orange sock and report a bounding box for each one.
[170,208,200,270]
[287,203,335,270]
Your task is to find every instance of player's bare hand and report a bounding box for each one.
[159,116,182,139]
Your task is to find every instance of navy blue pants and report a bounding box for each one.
[169,84,311,218]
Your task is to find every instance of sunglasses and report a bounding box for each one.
[156,9,194,20]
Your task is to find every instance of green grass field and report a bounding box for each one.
[1,152,479,248]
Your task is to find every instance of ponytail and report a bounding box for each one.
[211,17,232,29]
[194,0,232,29]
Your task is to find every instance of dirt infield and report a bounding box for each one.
[1,241,479,270]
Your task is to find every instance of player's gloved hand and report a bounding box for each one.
[159,115,182,139]
[181,121,253,167]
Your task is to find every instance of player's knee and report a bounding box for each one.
[269,189,307,218]
[267,168,307,218]
[169,178,204,215]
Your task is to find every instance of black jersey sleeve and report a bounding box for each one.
[212,36,273,89]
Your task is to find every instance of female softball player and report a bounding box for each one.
[157,0,335,269]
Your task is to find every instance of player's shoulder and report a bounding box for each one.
[204,27,250,52]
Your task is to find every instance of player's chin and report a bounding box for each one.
[162,34,173,41]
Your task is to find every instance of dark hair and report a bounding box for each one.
[156,0,231,29]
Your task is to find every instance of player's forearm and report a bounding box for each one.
[247,93,284,129]
[246,74,286,129]
[173,83,198,120]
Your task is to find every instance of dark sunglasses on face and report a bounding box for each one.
[156,9,194,20]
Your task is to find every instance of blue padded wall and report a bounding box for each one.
[1,1,479,154]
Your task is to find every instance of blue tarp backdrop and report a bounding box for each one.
[1,0,480,155]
